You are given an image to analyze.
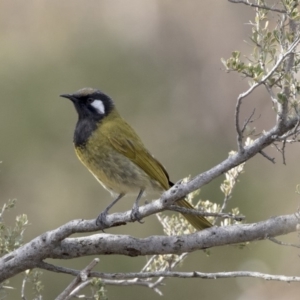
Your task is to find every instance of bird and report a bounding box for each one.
[60,88,212,230]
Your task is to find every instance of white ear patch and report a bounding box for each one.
[90,100,105,114]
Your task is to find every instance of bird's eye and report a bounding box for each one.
[87,98,94,104]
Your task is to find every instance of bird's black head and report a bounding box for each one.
[61,88,115,147]
[60,88,114,121]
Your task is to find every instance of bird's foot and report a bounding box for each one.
[96,211,109,231]
[130,205,144,224]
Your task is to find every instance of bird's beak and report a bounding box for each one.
[59,94,76,103]
[60,94,73,100]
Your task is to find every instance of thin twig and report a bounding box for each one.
[38,260,163,295]
[228,0,286,13]
[273,142,282,154]
[264,83,279,108]
[268,237,300,248]
[259,150,275,163]
[55,258,100,300]
[94,270,300,282]
[281,138,287,165]
[215,195,232,225]
[39,255,300,291]
[241,108,256,134]
[37,262,300,283]
[68,280,92,297]
[21,273,27,300]
[140,255,157,273]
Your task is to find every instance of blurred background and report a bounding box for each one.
[1,0,300,299]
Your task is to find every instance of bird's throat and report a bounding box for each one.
[74,118,98,147]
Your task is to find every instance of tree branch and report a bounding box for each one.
[0,212,299,283]
[87,270,300,283]
[228,0,286,13]
[38,259,300,284]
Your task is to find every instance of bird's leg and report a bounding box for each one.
[130,189,145,223]
[96,193,125,228]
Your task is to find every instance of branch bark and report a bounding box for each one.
[0,212,299,283]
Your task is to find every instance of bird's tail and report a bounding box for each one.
[169,181,212,230]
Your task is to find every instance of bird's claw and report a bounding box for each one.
[96,211,109,231]
[130,205,144,224]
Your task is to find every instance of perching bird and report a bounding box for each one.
[61,88,212,230]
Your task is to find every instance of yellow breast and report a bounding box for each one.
[75,137,163,195]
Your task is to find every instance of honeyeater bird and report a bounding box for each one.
[61,88,212,230]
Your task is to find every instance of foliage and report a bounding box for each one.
[223,1,300,121]
[0,201,44,299]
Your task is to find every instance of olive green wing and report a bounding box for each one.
[107,121,170,190]
[106,119,212,230]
